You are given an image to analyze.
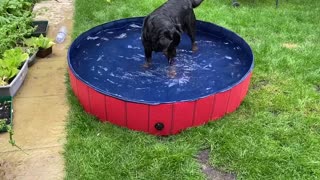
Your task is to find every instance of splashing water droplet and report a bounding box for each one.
[87,36,99,40]
[129,24,141,28]
[97,55,104,61]
[225,56,232,60]
[115,33,127,39]
[101,37,109,41]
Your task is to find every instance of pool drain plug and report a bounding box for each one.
[155,122,164,131]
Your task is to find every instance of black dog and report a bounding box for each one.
[141,0,204,67]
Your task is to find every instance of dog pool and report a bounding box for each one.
[68,17,254,135]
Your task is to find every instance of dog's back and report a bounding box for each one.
[142,0,204,65]
[143,0,203,46]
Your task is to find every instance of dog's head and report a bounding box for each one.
[158,29,181,63]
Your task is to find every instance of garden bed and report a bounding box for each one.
[0,60,29,97]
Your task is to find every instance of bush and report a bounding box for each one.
[0,0,35,55]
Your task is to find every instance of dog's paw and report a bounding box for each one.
[143,62,151,68]
[192,44,198,52]
[167,66,177,78]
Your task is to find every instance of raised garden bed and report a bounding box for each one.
[27,51,38,67]
[0,61,29,97]
[0,96,13,132]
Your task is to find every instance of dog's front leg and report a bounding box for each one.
[167,47,177,65]
[168,58,174,65]
[143,47,152,68]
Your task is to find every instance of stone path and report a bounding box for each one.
[0,0,73,179]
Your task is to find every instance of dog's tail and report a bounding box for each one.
[191,0,204,8]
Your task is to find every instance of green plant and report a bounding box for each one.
[0,119,25,152]
[0,0,35,55]
[0,48,29,86]
[0,120,14,144]
[25,34,55,49]
[24,46,38,55]
[23,38,39,55]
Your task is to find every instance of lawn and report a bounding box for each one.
[64,0,320,179]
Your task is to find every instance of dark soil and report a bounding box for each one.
[252,79,269,90]
[196,149,236,180]
[31,21,48,37]
[315,85,320,93]
[0,100,12,127]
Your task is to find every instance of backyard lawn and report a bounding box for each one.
[65,0,320,179]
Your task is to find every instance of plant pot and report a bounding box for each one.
[27,51,38,67]
[0,61,29,97]
[36,46,52,58]
[0,96,13,133]
[31,20,49,37]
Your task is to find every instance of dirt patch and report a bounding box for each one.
[269,109,281,116]
[196,149,236,180]
[315,85,320,93]
[282,43,298,49]
[33,0,73,26]
[252,79,269,90]
[0,160,16,180]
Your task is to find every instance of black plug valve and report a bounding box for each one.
[154,122,164,131]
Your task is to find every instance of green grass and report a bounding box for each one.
[65,0,320,179]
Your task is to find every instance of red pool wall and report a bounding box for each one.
[69,68,252,136]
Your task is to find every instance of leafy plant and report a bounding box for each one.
[25,34,55,49]
[0,66,19,86]
[0,119,24,151]
[0,48,29,86]
[23,46,38,56]
[0,0,35,55]
[22,39,39,55]
[0,119,12,143]
[3,48,29,67]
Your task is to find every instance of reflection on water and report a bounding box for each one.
[70,23,251,103]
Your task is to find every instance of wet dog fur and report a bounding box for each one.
[141,0,204,67]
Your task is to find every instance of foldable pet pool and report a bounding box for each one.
[68,17,254,136]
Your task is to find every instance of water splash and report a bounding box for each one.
[98,65,108,71]
[115,33,127,39]
[225,56,232,60]
[129,24,142,28]
[101,37,109,41]
[128,45,140,49]
[97,55,104,61]
[87,36,99,40]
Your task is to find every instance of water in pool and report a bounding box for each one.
[70,23,251,104]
